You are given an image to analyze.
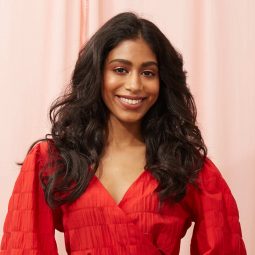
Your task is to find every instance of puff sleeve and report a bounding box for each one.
[0,142,59,255]
[189,159,246,255]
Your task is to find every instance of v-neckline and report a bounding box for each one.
[93,170,147,207]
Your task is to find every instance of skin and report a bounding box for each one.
[96,38,160,204]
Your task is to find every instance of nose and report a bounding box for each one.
[124,72,143,92]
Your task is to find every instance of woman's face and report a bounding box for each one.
[102,38,159,124]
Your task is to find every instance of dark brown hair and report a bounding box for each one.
[29,12,207,208]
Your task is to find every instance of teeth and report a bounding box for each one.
[119,97,143,105]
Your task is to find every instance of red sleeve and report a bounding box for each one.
[0,142,59,255]
[189,159,246,255]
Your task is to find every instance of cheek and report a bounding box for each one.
[102,73,120,96]
[101,80,120,110]
[102,74,112,100]
[148,83,160,107]
[155,82,160,96]
[149,81,160,100]
[101,85,111,108]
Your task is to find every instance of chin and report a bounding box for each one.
[119,117,143,124]
[114,113,145,125]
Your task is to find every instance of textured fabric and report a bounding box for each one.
[1,142,246,255]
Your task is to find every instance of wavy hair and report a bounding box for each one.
[33,12,207,208]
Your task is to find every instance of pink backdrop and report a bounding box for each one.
[0,1,254,254]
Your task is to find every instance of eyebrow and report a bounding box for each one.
[108,59,158,68]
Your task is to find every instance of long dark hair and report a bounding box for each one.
[32,12,207,208]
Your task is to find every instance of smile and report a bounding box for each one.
[118,97,143,105]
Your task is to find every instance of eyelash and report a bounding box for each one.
[113,67,156,77]
[142,70,155,77]
[113,67,127,74]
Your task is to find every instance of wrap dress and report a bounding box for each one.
[0,142,246,254]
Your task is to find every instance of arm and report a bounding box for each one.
[189,159,246,255]
[0,142,59,255]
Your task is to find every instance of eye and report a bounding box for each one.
[142,70,155,77]
[113,67,128,74]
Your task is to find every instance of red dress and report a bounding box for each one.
[0,142,246,254]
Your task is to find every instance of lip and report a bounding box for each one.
[116,95,147,100]
[115,95,146,110]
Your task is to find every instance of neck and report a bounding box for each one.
[106,116,144,148]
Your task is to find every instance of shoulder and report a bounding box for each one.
[30,139,56,152]
[184,158,238,218]
[25,139,59,167]
[187,159,246,253]
[196,158,228,193]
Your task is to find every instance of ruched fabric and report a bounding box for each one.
[1,142,246,254]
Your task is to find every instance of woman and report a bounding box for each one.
[0,12,246,255]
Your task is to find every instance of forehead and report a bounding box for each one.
[106,38,157,62]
